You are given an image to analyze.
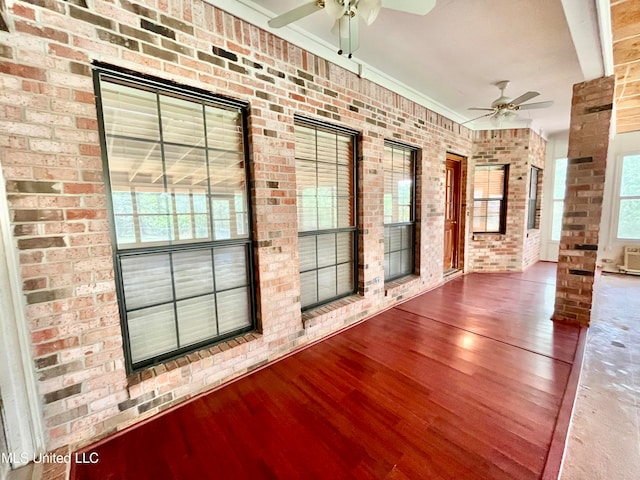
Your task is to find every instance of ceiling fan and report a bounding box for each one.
[464,80,554,125]
[267,0,437,58]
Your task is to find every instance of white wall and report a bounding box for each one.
[541,130,640,266]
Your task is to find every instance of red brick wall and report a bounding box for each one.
[467,128,546,272]
[553,76,615,326]
[523,131,546,269]
[0,0,549,452]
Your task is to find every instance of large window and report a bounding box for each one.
[295,119,357,310]
[528,167,541,229]
[383,142,416,281]
[551,158,567,241]
[618,154,640,239]
[95,69,255,371]
[473,165,508,233]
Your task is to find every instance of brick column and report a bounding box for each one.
[552,76,615,327]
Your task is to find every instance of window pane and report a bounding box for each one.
[486,214,501,232]
[383,143,415,225]
[474,165,505,199]
[336,232,352,263]
[101,82,160,141]
[128,304,177,363]
[160,95,205,146]
[318,266,337,301]
[299,236,317,271]
[172,250,214,298]
[553,158,568,200]
[620,155,640,197]
[205,107,243,152]
[317,234,337,268]
[217,288,251,334]
[618,199,640,239]
[177,295,217,346]
[121,254,173,310]
[300,271,318,307]
[552,200,564,241]
[214,246,248,291]
[337,263,353,295]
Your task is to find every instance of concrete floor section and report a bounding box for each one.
[561,272,640,479]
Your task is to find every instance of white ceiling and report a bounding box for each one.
[210,0,611,137]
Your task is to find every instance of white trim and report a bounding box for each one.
[0,167,45,467]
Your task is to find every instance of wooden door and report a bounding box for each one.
[444,156,461,271]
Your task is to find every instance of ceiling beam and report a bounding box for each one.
[561,0,610,81]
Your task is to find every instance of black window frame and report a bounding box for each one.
[473,164,509,234]
[528,166,541,230]
[93,64,257,372]
[294,115,359,312]
[383,140,417,282]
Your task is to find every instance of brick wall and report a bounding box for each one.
[0,0,546,454]
[467,128,546,272]
[553,76,615,326]
[523,131,546,269]
[0,0,475,452]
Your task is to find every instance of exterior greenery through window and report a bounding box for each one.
[473,165,508,233]
[528,166,541,229]
[551,158,567,241]
[618,154,640,239]
[295,118,357,310]
[383,142,416,281]
[95,69,255,371]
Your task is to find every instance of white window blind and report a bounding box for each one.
[97,73,254,370]
[295,121,356,309]
[383,142,415,281]
[473,165,508,233]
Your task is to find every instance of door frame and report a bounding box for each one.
[444,153,466,272]
[0,167,45,466]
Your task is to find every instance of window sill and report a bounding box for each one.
[126,331,263,389]
[302,294,363,326]
[472,233,505,241]
[384,274,420,296]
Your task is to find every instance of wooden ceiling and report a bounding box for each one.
[612,0,640,134]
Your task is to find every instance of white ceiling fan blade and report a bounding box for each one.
[511,91,539,106]
[268,1,322,28]
[461,112,495,125]
[519,100,554,110]
[468,107,495,112]
[358,0,382,25]
[381,0,436,16]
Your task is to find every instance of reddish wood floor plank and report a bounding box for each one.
[71,262,580,480]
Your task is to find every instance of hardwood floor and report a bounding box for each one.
[71,262,581,480]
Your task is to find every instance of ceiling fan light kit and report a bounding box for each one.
[268,0,436,58]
